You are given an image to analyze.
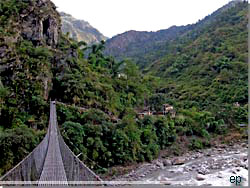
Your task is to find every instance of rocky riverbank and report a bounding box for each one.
[114,141,248,186]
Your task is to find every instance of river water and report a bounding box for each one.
[117,141,248,186]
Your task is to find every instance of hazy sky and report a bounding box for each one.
[51,0,231,38]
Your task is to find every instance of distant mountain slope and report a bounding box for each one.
[60,12,108,44]
[145,0,248,124]
[145,0,248,75]
[105,0,248,125]
[104,26,191,68]
[104,0,246,69]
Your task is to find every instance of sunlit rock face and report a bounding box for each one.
[60,12,108,44]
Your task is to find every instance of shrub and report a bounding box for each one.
[0,125,38,176]
[154,116,176,149]
[189,138,203,150]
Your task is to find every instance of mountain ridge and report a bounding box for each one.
[104,0,246,68]
[60,12,108,44]
[144,0,248,126]
[104,25,191,68]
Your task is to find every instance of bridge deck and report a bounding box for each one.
[38,103,68,185]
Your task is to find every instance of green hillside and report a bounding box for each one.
[104,26,191,68]
[144,0,248,125]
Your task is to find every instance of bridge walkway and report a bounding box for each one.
[0,101,102,186]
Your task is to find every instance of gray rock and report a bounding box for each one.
[206,152,212,156]
[243,156,248,161]
[237,167,241,171]
[163,159,172,166]
[217,174,223,178]
[155,160,164,169]
[184,166,192,172]
[230,170,237,174]
[161,181,171,185]
[217,148,224,152]
[196,174,205,181]
[239,161,246,168]
[19,0,61,47]
[172,157,186,165]
[197,167,210,175]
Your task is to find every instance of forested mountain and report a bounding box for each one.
[60,12,107,44]
[104,26,191,68]
[105,0,248,125]
[144,0,248,125]
[104,0,247,69]
[0,0,247,177]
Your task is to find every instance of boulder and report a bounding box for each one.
[160,181,171,185]
[163,159,172,166]
[217,173,223,178]
[196,174,205,181]
[197,167,210,175]
[154,160,164,168]
[172,157,185,165]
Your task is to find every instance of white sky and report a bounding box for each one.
[51,0,231,38]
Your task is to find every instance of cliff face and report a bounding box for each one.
[0,0,62,102]
[20,0,61,47]
[60,12,107,44]
[0,0,61,48]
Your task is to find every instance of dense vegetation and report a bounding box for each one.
[106,1,248,125]
[144,1,248,126]
[51,37,226,172]
[0,0,247,176]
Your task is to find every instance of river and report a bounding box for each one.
[116,141,248,186]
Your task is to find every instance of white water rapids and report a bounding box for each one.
[117,141,248,186]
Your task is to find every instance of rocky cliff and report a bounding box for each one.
[60,12,107,44]
[0,0,62,101]
[20,0,61,47]
[0,0,61,48]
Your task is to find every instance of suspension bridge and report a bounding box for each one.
[0,101,103,186]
